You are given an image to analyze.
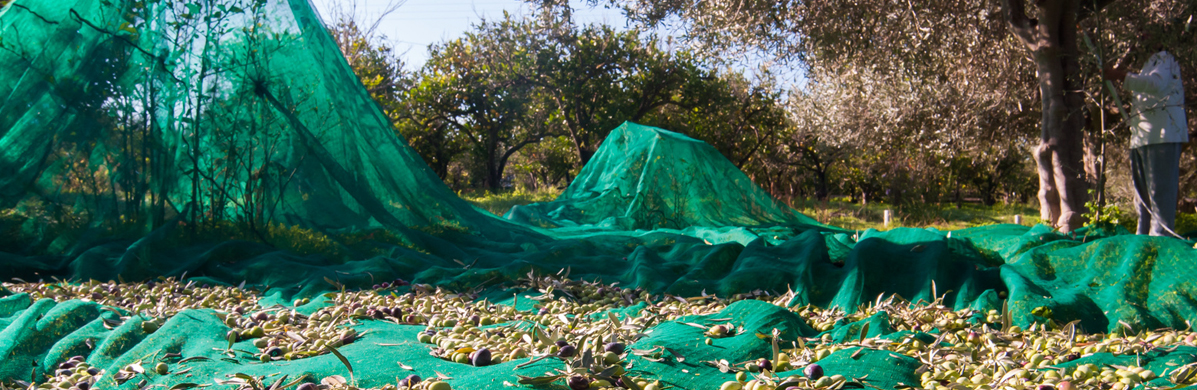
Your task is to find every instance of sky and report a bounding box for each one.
[306,0,629,68]
[304,0,806,91]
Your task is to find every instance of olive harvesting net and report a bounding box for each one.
[2,1,1197,389]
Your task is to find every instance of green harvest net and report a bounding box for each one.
[1,0,1197,389]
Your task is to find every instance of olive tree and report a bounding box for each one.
[598,0,1121,230]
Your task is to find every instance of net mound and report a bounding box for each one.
[2,0,1197,389]
[505,122,828,232]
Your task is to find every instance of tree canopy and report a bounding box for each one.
[328,0,1194,221]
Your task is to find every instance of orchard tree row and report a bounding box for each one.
[334,1,1195,218]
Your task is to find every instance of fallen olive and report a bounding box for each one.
[804,363,823,380]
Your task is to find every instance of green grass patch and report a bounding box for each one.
[791,199,1044,231]
[461,188,561,217]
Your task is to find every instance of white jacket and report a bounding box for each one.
[1126,51,1188,149]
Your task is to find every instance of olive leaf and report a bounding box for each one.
[516,374,562,385]
[271,374,308,390]
[321,375,347,386]
[533,326,553,345]
[1171,362,1197,385]
[771,328,782,364]
[703,359,734,373]
[663,347,685,363]
[580,349,594,368]
[325,344,354,383]
[1001,299,1011,332]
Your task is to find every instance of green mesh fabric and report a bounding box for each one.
[2,0,1197,389]
[506,122,830,232]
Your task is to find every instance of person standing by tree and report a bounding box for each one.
[1104,37,1189,237]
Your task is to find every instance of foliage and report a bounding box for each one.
[326,2,408,122]
[461,187,561,217]
[1082,189,1128,230]
[578,0,1195,226]
[397,13,550,190]
[388,10,789,194]
[1178,212,1197,236]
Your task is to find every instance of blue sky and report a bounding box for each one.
[307,0,628,68]
[305,0,805,90]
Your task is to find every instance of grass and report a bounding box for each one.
[460,187,561,217]
[790,199,1045,231]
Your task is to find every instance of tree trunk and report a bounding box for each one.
[1083,107,1107,206]
[578,147,595,166]
[485,156,503,190]
[814,168,829,201]
[1001,0,1090,232]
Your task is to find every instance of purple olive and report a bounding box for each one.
[472,348,492,366]
[557,345,577,358]
[555,340,569,347]
[804,363,823,380]
[296,384,318,390]
[59,361,77,369]
[76,382,90,390]
[567,376,590,390]
[758,358,773,371]
[604,342,625,354]
[398,374,422,388]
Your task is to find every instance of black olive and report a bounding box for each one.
[567,376,590,390]
[804,363,823,380]
[472,348,492,366]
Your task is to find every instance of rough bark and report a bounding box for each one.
[1001,0,1091,232]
